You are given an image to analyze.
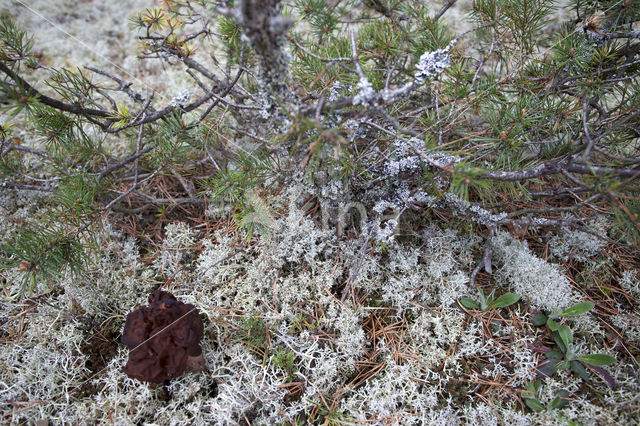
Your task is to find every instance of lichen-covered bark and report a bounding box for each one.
[239,0,296,111]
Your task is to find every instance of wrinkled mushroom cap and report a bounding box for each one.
[121,290,204,384]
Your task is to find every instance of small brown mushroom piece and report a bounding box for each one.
[121,290,205,384]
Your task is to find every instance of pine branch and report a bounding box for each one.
[0,62,109,118]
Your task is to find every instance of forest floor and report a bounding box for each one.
[1,0,639,425]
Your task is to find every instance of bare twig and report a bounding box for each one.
[480,158,640,181]
[189,42,247,126]
[0,181,53,192]
[434,0,458,21]
[341,225,375,302]
[469,226,495,287]
[84,66,150,106]
[97,145,153,180]
[101,119,151,213]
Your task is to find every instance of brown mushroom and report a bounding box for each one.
[121,290,205,384]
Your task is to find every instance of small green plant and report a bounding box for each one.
[199,151,278,241]
[521,379,570,412]
[199,167,253,205]
[308,394,355,426]
[533,302,616,381]
[233,191,275,241]
[233,314,270,362]
[272,348,296,381]
[532,301,597,324]
[459,288,521,311]
[289,312,322,332]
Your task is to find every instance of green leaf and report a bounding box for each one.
[576,354,615,366]
[459,297,479,310]
[537,359,560,377]
[548,390,570,410]
[547,309,563,320]
[477,288,490,310]
[553,331,567,354]
[525,399,545,412]
[546,318,560,331]
[570,360,590,381]
[561,302,595,317]
[546,350,564,360]
[558,325,573,347]
[557,417,581,426]
[523,380,541,396]
[490,292,521,308]
[532,312,547,327]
